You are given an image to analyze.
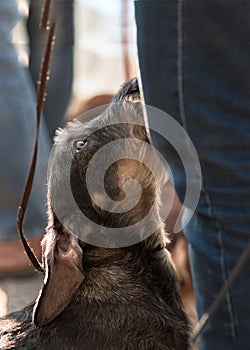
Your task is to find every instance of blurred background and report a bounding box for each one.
[13,0,137,116]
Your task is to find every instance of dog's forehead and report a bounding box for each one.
[54,94,142,153]
[54,115,105,145]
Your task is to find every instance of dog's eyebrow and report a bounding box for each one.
[55,113,111,145]
[53,121,89,144]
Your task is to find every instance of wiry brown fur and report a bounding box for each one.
[0,79,190,349]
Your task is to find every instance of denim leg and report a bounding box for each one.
[0,1,50,240]
[27,0,74,139]
[135,0,250,348]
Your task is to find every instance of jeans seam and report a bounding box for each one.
[217,222,237,342]
[177,0,188,131]
[202,186,236,342]
[177,0,236,341]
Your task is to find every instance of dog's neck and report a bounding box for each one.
[76,229,169,303]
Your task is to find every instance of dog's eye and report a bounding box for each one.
[74,139,87,152]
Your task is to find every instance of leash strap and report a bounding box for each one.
[191,240,250,344]
[17,0,55,273]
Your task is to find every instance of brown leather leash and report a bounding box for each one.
[17,0,55,273]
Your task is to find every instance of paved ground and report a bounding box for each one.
[0,273,43,317]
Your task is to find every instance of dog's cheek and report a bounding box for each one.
[33,233,85,327]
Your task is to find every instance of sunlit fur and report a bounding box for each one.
[0,79,190,350]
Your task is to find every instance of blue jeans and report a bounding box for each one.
[27,0,74,139]
[0,0,50,240]
[135,1,250,349]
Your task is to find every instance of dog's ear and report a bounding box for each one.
[33,228,84,326]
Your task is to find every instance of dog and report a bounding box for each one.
[0,79,190,349]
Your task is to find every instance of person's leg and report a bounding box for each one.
[135,1,250,348]
[0,0,50,272]
[27,0,74,139]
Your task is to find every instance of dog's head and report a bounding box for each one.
[33,79,168,326]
